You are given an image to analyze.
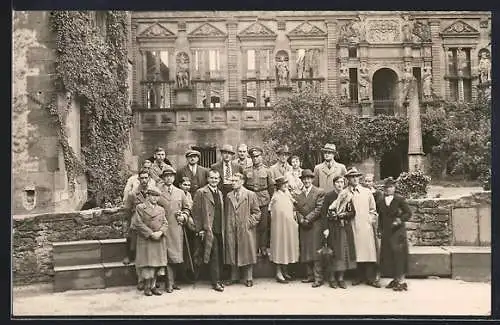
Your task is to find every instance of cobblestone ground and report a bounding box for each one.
[13,278,490,316]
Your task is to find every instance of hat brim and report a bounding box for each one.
[186,153,200,157]
[300,175,315,179]
[220,150,235,154]
[321,148,337,153]
[345,172,363,177]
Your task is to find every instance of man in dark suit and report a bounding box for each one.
[211,144,244,198]
[192,169,226,292]
[175,149,209,198]
[295,169,325,287]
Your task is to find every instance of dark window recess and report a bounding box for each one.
[192,146,217,168]
[413,67,422,101]
[349,68,359,103]
[348,47,357,58]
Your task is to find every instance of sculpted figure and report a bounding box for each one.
[478,50,491,84]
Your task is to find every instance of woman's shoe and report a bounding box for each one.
[283,273,293,281]
[329,281,337,289]
[385,279,397,289]
[151,287,163,296]
[338,280,347,289]
[394,282,408,291]
[276,276,288,284]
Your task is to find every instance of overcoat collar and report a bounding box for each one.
[320,161,339,176]
[228,188,247,209]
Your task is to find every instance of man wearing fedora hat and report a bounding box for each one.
[245,146,275,257]
[295,169,326,287]
[211,144,244,198]
[377,177,411,291]
[313,143,347,192]
[270,145,293,181]
[341,167,381,288]
[175,149,209,198]
[157,166,192,293]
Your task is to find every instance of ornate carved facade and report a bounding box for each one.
[130,11,491,173]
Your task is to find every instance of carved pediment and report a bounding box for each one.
[288,21,326,37]
[239,22,276,39]
[441,20,479,36]
[189,23,226,38]
[139,23,175,38]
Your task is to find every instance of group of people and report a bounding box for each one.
[122,143,412,296]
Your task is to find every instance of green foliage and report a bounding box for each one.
[396,170,432,199]
[48,11,131,206]
[478,168,491,191]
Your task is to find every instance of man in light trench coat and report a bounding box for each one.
[313,143,347,192]
[224,173,261,287]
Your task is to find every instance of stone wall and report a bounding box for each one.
[12,11,87,215]
[13,191,490,285]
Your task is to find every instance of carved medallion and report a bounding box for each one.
[239,22,276,37]
[189,23,226,37]
[366,19,400,43]
[288,21,326,36]
[139,23,175,38]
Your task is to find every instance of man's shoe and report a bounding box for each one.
[213,283,224,292]
[312,281,323,288]
[276,276,288,284]
[245,280,253,287]
[367,280,381,288]
[165,286,173,293]
[301,278,314,283]
[351,279,362,286]
[172,284,181,290]
[385,279,397,289]
[338,280,347,289]
[329,281,337,289]
[151,287,163,296]
[136,282,145,291]
[144,288,153,296]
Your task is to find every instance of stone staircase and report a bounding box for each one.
[52,238,491,292]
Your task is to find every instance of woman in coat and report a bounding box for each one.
[269,176,300,283]
[134,188,169,296]
[377,177,412,291]
[321,176,357,289]
[286,155,304,198]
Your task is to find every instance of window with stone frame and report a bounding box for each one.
[241,49,273,108]
[192,49,225,108]
[446,48,472,102]
[141,50,173,109]
[292,48,324,92]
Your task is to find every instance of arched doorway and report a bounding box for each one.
[372,68,398,115]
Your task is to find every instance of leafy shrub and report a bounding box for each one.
[478,168,491,191]
[396,170,432,199]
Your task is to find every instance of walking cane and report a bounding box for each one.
[183,226,195,276]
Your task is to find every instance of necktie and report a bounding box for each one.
[235,190,240,202]
[225,162,231,180]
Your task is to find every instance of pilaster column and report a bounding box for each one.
[131,22,140,107]
[429,19,444,98]
[226,19,241,107]
[325,19,338,95]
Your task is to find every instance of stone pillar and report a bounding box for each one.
[429,19,444,98]
[325,19,338,95]
[407,81,425,172]
[226,19,241,107]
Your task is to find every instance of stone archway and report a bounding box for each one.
[372,68,399,115]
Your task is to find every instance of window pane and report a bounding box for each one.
[144,51,158,80]
[463,79,472,102]
[209,50,217,71]
[297,49,306,78]
[247,50,255,71]
[261,81,272,107]
[159,51,169,81]
[246,81,256,107]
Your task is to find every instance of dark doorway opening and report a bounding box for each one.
[372,68,398,115]
[379,142,408,179]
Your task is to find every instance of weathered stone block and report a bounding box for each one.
[53,264,105,292]
[405,221,419,230]
[443,246,491,282]
[478,205,491,246]
[407,246,451,277]
[102,262,137,287]
[420,222,444,231]
[100,238,128,263]
[452,207,479,245]
[52,240,101,267]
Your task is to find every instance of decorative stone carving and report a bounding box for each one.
[478,49,491,84]
[239,22,276,37]
[190,23,225,37]
[412,20,432,42]
[288,21,326,36]
[441,20,479,35]
[480,19,489,29]
[339,62,350,101]
[278,20,286,31]
[358,62,370,100]
[422,63,433,100]
[275,50,290,87]
[401,15,413,42]
[140,23,175,37]
[296,48,321,78]
[176,52,190,88]
[339,16,366,43]
[401,61,415,100]
[365,19,400,43]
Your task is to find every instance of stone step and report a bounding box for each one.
[100,239,127,264]
[407,246,451,277]
[52,240,101,268]
[102,262,137,288]
[53,264,105,292]
[442,246,491,282]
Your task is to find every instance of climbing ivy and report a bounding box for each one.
[48,11,132,206]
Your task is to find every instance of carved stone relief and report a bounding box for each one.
[358,61,370,100]
[239,22,276,37]
[422,63,433,100]
[339,16,366,43]
[366,19,400,43]
[139,23,175,37]
[478,49,491,84]
[176,52,190,88]
[441,20,479,35]
[401,15,413,42]
[275,50,290,87]
[288,21,326,36]
[339,61,350,101]
[189,23,226,37]
[412,20,432,42]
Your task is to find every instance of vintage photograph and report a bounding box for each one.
[12,10,491,316]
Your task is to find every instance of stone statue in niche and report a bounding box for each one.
[358,62,370,100]
[412,20,431,42]
[339,62,350,101]
[478,49,491,84]
[176,52,190,88]
[401,62,415,101]
[275,51,290,87]
[401,15,413,42]
[422,64,433,100]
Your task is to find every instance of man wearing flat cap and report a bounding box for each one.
[270,145,293,181]
[340,167,381,288]
[157,166,192,293]
[313,143,347,192]
[244,146,275,257]
[175,149,209,198]
[211,144,244,198]
[295,169,326,287]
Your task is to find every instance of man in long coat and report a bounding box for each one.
[244,147,275,257]
[269,145,293,180]
[313,143,347,192]
[211,144,244,198]
[377,177,411,291]
[157,166,192,293]
[175,149,209,198]
[192,169,226,292]
[295,169,325,287]
[224,173,261,287]
[343,167,381,288]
